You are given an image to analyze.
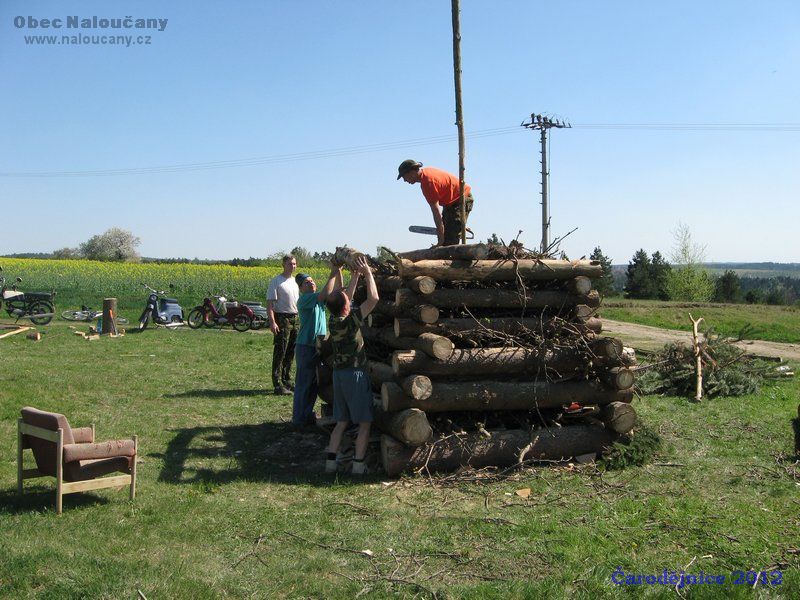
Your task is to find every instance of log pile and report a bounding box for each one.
[320,243,638,477]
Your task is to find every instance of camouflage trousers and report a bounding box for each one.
[272,313,298,387]
[442,193,474,246]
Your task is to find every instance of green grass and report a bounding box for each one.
[1,319,798,597]
[602,299,800,343]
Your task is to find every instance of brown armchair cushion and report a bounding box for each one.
[71,427,94,444]
[62,439,135,463]
[20,407,74,477]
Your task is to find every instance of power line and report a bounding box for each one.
[1,122,798,178]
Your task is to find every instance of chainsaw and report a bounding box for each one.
[409,226,474,239]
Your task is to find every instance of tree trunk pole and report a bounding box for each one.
[101,298,117,335]
[451,0,466,245]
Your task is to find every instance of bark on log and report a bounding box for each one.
[600,401,637,434]
[409,304,439,324]
[367,313,393,328]
[407,276,437,295]
[398,258,603,282]
[363,327,453,360]
[401,375,433,400]
[378,276,404,294]
[333,246,367,270]
[381,425,617,477]
[391,347,585,378]
[381,380,633,412]
[397,243,489,262]
[395,287,600,310]
[373,408,433,446]
[373,301,401,318]
[566,276,593,295]
[367,361,394,388]
[573,304,596,321]
[394,316,602,338]
[590,337,624,360]
[101,298,117,335]
[602,367,635,391]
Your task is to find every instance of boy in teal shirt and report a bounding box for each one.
[292,265,340,427]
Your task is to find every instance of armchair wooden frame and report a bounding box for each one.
[17,418,138,515]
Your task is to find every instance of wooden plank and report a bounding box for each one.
[20,422,61,443]
[0,326,33,340]
[21,468,45,479]
[61,474,132,494]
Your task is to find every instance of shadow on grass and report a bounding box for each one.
[164,388,268,399]
[0,487,109,515]
[153,422,339,487]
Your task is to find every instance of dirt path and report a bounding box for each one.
[602,319,800,362]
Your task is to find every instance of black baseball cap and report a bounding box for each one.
[397,159,422,180]
[295,273,312,286]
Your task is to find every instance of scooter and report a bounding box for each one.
[0,267,56,325]
[187,292,253,332]
[241,301,268,329]
[137,283,184,331]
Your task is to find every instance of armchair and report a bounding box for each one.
[17,406,137,514]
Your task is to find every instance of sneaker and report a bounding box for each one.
[351,460,368,475]
[283,382,295,392]
[274,385,291,396]
[325,459,338,474]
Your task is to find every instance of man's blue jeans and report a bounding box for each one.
[293,344,319,425]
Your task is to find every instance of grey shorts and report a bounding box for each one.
[332,367,374,423]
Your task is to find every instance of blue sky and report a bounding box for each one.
[1,0,798,263]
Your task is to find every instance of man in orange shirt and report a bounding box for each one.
[397,159,474,246]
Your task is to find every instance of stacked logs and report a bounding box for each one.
[318,243,637,477]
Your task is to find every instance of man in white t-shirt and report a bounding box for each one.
[266,255,299,395]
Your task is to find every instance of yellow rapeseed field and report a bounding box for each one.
[0,258,329,310]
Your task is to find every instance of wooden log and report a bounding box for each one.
[373,408,433,447]
[409,304,439,324]
[407,276,437,295]
[401,375,433,400]
[381,425,617,477]
[391,347,584,378]
[574,304,595,321]
[372,300,401,318]
[395,287,600,310]
[394,315,602,338]
[590,337,624,359]
[378,276,404,294]
[397,243,489,262]
[566,276,593,295]
[101,298,117,335]
[332,246,367,270]
[366,313,392,328]
[602,367,635,391]
[363,327,453,360]
[367,361,394,388]
[600,401,637,434]
[398,258,603,282]
[381,379,633,412]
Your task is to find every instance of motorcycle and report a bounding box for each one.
[0,267,56,325]
[137,284,184,331]
[241,301,268,330]
[186,292,253,332]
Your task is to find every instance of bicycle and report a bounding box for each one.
[61,305,129,325]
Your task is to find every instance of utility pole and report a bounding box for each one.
[521,114,571,252]
[451,0,466,244]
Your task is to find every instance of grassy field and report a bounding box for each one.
[0,319,798,598]
[601,299,800,344]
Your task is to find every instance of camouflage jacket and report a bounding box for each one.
[328,311,367,370]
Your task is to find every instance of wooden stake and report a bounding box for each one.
[689,312,705,401]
